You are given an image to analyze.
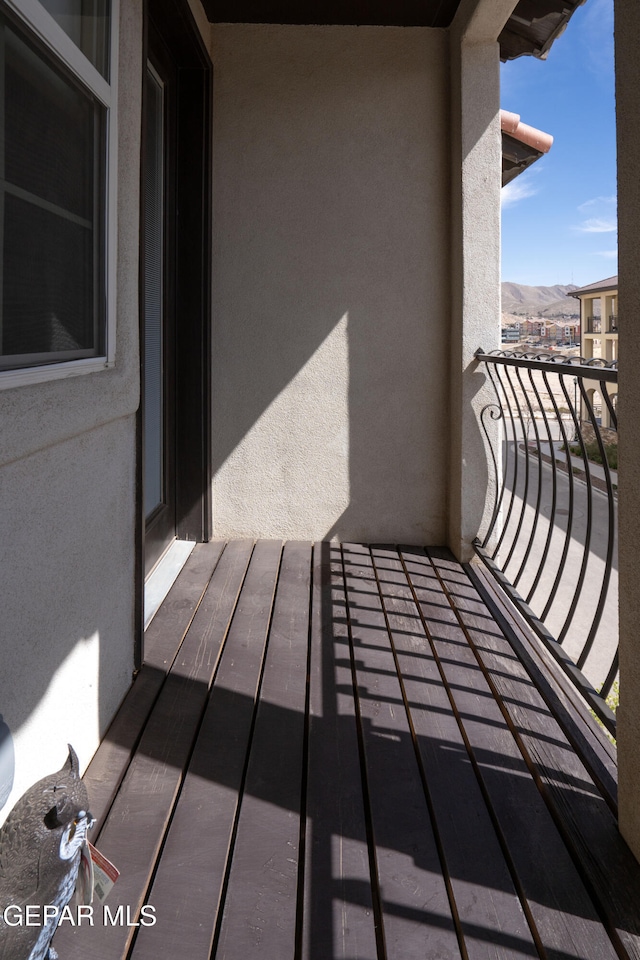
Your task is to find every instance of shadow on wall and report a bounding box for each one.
[1,21,503,824]
[211,25,452,544]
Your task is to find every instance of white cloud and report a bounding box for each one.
[577,195,616,213]
[573,195,617,234]
[501,177,538,209]
[574,217,617,234]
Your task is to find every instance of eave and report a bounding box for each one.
[499,0,587,61]
[201,0,586,58]
[501,109,553,186]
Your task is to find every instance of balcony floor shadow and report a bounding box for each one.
[53,541,640,960]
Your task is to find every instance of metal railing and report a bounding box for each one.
[586,316,602,334]
[473,349,618,735]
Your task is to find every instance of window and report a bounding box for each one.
[38,0,110,78]
[0,0,116,382]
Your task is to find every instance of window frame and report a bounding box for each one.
[0,0,118,390]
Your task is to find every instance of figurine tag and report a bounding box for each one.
[76,839,120,905]
[88,841,120,904]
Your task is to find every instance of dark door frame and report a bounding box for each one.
[136,0,212,667]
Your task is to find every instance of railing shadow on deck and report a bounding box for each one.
[473,349,618,735]
[56,541,640,960]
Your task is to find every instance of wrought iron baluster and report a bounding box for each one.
[574,376,617,672]
[473,349,618,736]
[521,368,560,606]
[511,365,546,589]
[538,373,577,619]
[489,363,521,561]
[601,649,619,702]
[479,364,507,549]
[501,363,533,574]
[556,378,596,646]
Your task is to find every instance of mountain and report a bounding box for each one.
[501,282,580,319]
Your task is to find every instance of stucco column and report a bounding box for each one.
[448,1,515,560]
[616,0,640,862]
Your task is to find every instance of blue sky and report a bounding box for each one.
[500,0,616,287]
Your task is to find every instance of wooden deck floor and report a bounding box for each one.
[53,541,640,960]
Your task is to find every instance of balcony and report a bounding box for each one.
[586,316,602,334]
[474,349,618,728]
[53,532,640,959]
[609,314,619,333]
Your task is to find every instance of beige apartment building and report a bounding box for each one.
[570,275,619,427]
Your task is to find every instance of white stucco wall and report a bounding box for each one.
[210,24,450,543]
[447,0,516,561]
[0,420,137,818]
[0,0,144,822]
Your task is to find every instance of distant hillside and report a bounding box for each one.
[502,282,579,319]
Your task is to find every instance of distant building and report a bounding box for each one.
[501,324,521,342]
[546,320,580,345]
[568,276,618,428]
[521,319,546,338]
[569,275,618,361]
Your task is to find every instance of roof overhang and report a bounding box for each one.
[201,0,460,28]
[501,110,553,186]
[201,0,585,48]
[499,0,587,61]
[567,277,618,298]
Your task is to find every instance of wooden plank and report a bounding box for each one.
[404,547,619,960]
[76,541,227,841]
[55,539,260,960]
[468,562,618,804]
[341,543,462,960]
[127,540,282,960]
[144,540,227,670]
[215,542,312,959]
[372,546,537,960]
[47,539,640,960]
[436,552,640,959]
[302,542,379,960]
[81,665,171,840]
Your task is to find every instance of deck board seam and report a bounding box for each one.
[398,545,547,960]
[428,551,627,959]
[452,565,639,959]
[209,542,285,959]
[369,545,469,960]
[85,541,231,846]
[93,541,254,959]
[339,543,387,960]
[50,541,638,960]
[293,544,315,960]
[144,540,229,672]
[465,561,618,804]
[125,540,257,959]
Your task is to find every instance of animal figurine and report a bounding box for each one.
[0,745,93,959]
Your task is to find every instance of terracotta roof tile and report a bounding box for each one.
[500,110,553,154]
